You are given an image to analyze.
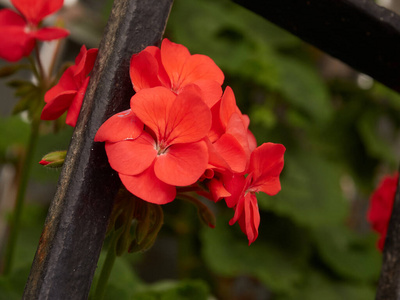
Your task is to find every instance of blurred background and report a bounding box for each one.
[1,0,400,299]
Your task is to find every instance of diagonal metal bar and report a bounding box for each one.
[233,0,400,93]
[22,0,173,299]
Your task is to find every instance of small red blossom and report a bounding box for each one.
[0,0,69,62]
[222,143,286,245]
[129,38,224,107]
[367,172,399,251]
[95,87,212,204]
[41,45,98,126]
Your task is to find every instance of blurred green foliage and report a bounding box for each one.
[1,0,400,299]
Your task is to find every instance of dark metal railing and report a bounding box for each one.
[22,0,173,298]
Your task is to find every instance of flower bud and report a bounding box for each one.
[39,150,66,168]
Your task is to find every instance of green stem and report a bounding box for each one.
[2,119,41,275]
[27,56,40,82]
[93,234,118,300]
[34,44,46,83]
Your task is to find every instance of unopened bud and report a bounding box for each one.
[39,150,66,168]
[129,205,164,253]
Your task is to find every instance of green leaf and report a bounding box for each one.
[258,151,348,227]
[0,265,32,300]
[312,225,381,282]
[90,253,142,300]
[0,116,29,155]
[277,57,333,123]
[201,216,303,294]
[0,64,28,78]
[6,79,30,89]
[357,110,398,166]
[132,279,210,300]
[278,270,375,300]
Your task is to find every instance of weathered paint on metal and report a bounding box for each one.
[22,0,173,299]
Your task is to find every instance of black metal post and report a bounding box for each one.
[233,0,400,93]
[22,0,173,299]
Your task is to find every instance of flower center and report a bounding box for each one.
[157,140,169,155]
[24,23,37,34]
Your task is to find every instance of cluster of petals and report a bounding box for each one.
[95,39,286,244]
[0,0,69,62]
[41,45,98,127]
[367,172,399,251]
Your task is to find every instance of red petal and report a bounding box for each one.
[74,46,98,78]
[41,91,75,120]
[179,54,224,87]
[238,193,260,245]
[95,109,144,143]
[144,46,170,88]
[0,9,25,26]
[105,132,157,176]
[220,86,238,129]
[39,159,50,166]
[65,76,90,126]
[130,50,162,91]
[205,138,230,171]
[226,113,251,162]
[154,141,208,186]
[229,190,245,225]
[119,165,176,204]
[213,133,247,173]
[247,130,257,152]
[12,0,63,25]
[160,38,191,90]
[47,68,77,102]
[208,178,231,202]
[131,87,175,142]
[208,100,224,143]
[165,88,211,145]
[224,173,247,208]
[34,27,69,41]
[250,143,286,196]
[0,10,33,61]
[186,80,222,108]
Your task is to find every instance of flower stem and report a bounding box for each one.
[34,44,46,83]
[2,119,41,275]
[92,233,118,300]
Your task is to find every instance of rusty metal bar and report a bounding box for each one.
[22,0,173,299]
[233,0,400,93]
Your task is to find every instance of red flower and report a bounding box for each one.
[41,45,98,126]
[223,143,285,245]
[0,0,69,62]
[95,87,212,204]
[94,39,286,246]
[206,86,257,175]
[367,172,399,251]
[129,38,224,107]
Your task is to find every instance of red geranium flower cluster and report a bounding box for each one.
[94,39,286,244]
[367,172,399,251]
[0,0,69,62]
[41,45,98,126]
